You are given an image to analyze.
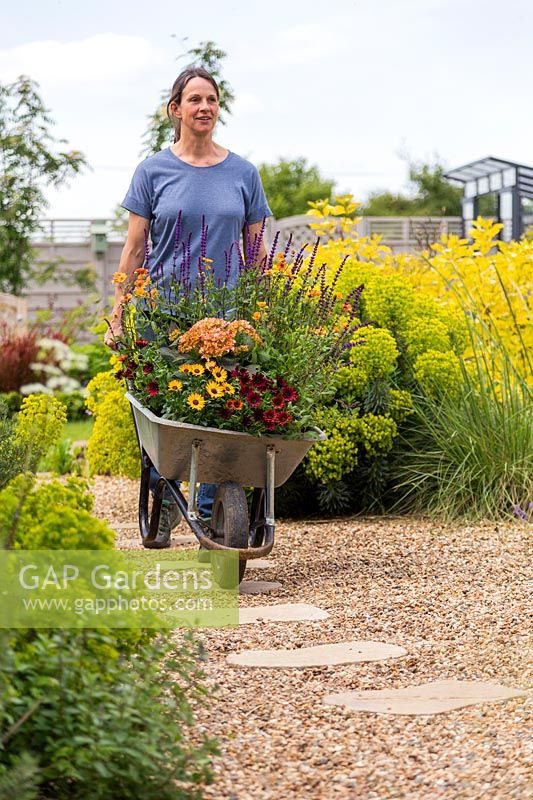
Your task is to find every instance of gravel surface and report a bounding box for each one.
[91,476,532,800]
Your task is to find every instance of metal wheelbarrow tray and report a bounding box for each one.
[127,392,326,583]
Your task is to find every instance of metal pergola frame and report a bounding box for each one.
[444,156,533,240]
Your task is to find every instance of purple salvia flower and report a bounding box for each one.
[266,230,280,272]
[283,233,293,260]
[513,505,528,521]
[143,228,151,269]
[171,211,182,273]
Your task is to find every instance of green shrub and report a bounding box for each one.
[0,474,113,550]
[15,394,67,470]
[393,332,533,520]
[54,389,87,421]
[0,391,22,415]
[86,371,140,478]
[0,630,217,800]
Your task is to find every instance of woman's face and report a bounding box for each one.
[171,77,219,136]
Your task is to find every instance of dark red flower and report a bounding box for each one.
[123,368,134,379]
[242,414,253,428]
[265,423,276,432]
[114,370,124,380]
[271,393,285,409]
[280,385,298,402]
[142,363,154,375]
[262,408,278,425]
[219,408,232,420]
[276,410,292,426]
[135,338,150,348]
[246,391,262,408]
[146,381,159,396]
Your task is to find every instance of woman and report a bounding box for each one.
[104,67,273,547]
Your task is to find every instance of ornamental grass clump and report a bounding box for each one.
[112,224,365,437]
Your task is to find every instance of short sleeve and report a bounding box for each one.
[244,166,273,224]
[121,161,153,219]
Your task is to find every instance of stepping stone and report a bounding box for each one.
[239,580,282,595]
[228,640,407,668]
[239,603,329,625]
[247,559,274,569]
[324,680,526,716]
[171,534,197,546]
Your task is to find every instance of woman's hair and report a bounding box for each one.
[166,67,220,143]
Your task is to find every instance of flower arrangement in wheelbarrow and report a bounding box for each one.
[112,226,366,437]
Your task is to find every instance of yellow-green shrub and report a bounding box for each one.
[16,394,67,468]
[0,474,114,550]
[86,371,140,478]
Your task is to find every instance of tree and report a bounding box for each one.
[363,159,462,216]
[142,39,235,157]
[258,158,335,219]
[0,76,87,295]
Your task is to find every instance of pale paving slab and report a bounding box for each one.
[246,559,274,569]
[227,639,407,668]
[324,679,526,716]
[238,603,329,625]
[239,580,282,595]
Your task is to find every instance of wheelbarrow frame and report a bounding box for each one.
[127,392,326,563]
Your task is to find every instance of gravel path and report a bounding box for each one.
[91,477,532,800]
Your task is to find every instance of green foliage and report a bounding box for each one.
[0,75,87,294]
[142,39,235,157]
[362,158,462,217]
[0,392,22,415]
[413,349,463,400]
[0,752,40,800]
[15,394,67,470]
[0,473,113,550]
[0,403,26,490]
[54,389,87,421]
[258,157,335,219]
[86,371,140,478]
[0,629,217,800]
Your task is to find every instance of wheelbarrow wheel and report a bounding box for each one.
[210,482,248,588]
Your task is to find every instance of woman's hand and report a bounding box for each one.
[104,314,123,349]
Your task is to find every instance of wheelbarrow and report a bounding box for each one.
[126,392,326,585]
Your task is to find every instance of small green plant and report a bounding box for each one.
[0,630,217,800]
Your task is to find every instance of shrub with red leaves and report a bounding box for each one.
[0,324,40,392]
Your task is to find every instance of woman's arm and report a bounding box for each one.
[103,212,150,348]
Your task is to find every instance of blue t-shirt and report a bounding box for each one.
[121,147,272,289]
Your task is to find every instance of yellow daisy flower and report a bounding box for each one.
[206,381,225,398]
[179,364,191,373]
[168,379,183,391]
[257,301,267,308]
[252,311,261,321]
[211,365,227,383]
[205,359,216,370]
[221,382,235,395]
[187,393,205,410]
[188,364,205,376]
[112,271,127,284]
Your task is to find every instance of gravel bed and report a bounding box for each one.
[91,477,532,800]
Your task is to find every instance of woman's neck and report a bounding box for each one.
[171,135,227,166]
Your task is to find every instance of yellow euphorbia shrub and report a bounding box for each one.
[309,200,532,385]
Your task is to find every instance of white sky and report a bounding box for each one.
[2,0,532,218]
